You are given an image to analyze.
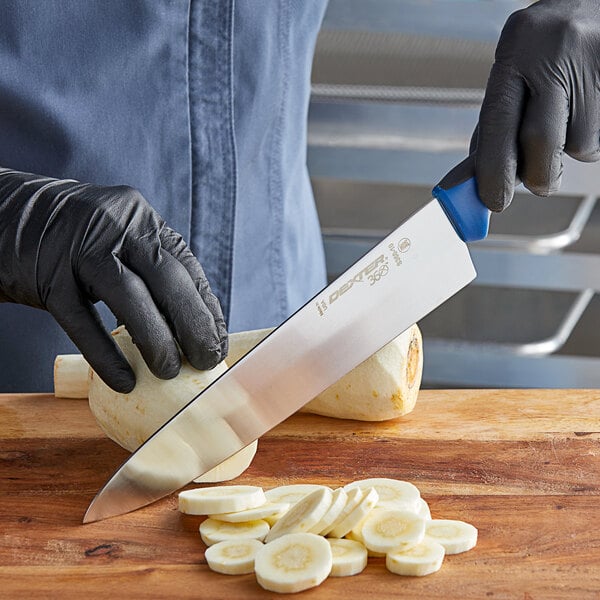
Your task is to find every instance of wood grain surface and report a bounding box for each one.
[1,389,599,599]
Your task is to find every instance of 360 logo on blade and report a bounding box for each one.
[315,254,387,316]
[315,237,412,317]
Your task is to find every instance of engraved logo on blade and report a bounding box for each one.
[315,239,411,317]
[390,237,411,267]
[316,237,412,317]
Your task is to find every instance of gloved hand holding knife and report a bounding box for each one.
[440,0,600,209]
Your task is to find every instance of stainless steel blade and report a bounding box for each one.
[84,199,476,523]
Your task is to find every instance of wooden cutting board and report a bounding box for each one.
[1,389,599,599]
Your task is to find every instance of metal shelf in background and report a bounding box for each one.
[307,100,600,198]
[427,289,594,359]
[311,84,485,106]
[423,341,600,388]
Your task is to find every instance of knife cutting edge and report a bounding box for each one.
[83,171,490,523]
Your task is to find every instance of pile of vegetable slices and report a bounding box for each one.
[179,478,477,594]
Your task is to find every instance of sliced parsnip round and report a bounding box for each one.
[265,488,333,543]
[345,528,385,558]
[200,518,270,546]
[204,539,263,575]
[361,509,426,554]
[328,487,379,539]
[386,539,446,576]
[178,485,266,515]
[309,488,348,535]
[264,504,292,527]
[343,478,421,512]
[209,502,290,524]
[425,519,478,554]
[255,533,332,594]
[328,538,368,577]
[264,484,330,506]
[321,487,363,537]
[417,497,432,520]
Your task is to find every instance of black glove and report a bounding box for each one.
[442,0,600,211]
[0,168,228,393]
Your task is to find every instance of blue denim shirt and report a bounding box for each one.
[0,0,327,391]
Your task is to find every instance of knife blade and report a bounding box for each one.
[83,174,490,523]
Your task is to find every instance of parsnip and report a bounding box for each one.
[425,519,478,554]
[343,478,421,512]
[386,539,445,576]
[328,538,368,577]
[309,488,347,535]
[226,325,423,421]
[328,487,378,539]
[178,485,266,515]
[88,327,227,450]
[87,326,258,484]
[200,518,270,546]
[60,322,422,485]
[185,477,478,592]
[205,539,263,575]
[264,484,329,506]
[54,354,90,399]
[55,323,423,421]
[209,502,290,524]
[265,488,333,543]
[320,487,363,537]
[255,533,332,594]
[361,509,426,554]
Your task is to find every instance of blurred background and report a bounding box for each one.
[308,0,600,388]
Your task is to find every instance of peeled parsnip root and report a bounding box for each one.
[58,323,421,486]
[417,497,432,521]
[192,443,258,484]
[58,323,423,422]
[321,487,363,537]
[88,327,227,451]
[85,326,258,484]
[54,354,90,399]
[226,325,423,421]
[359,509,426,554]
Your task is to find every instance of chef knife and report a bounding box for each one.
[84,171,490,523]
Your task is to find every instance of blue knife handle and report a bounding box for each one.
[432,176,490,243]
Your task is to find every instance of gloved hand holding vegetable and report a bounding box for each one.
[0,168,228,393]
[441,0,600,210]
